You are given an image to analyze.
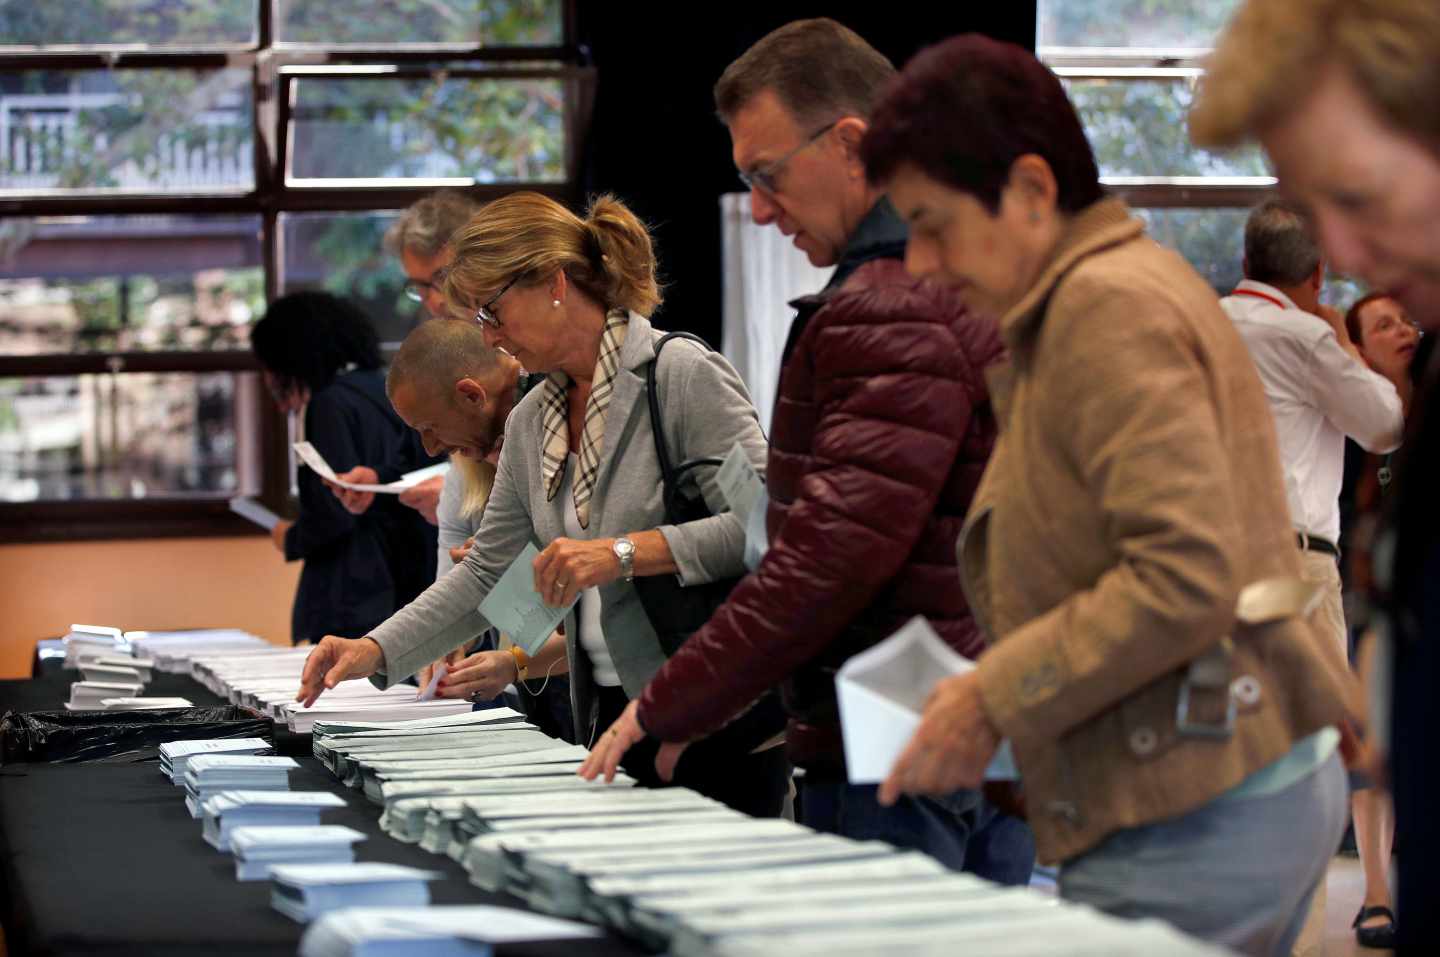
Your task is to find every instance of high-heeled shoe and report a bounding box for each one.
[1353,905,1397,949]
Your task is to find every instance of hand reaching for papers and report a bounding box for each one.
[415,645,469,698]
[534,537,623,608]
[578,698,689,784]
[328,467,379,515]
[878,671,1002,807]
[398,475,445,526]
[435,650,517,701]
[295,636,385,708]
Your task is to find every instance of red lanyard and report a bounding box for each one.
[1231,288,1289,309]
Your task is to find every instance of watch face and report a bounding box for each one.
[614,538,635,558]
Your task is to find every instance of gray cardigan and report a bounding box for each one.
[368,311,767,741]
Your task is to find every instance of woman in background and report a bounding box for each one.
[250,291,440,644]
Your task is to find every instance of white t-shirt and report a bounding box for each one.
[561,455,621,687]
[1220,279,1403,542]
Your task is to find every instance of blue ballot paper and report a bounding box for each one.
[477,544,576,656]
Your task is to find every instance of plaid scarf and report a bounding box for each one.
[540,308,629,529]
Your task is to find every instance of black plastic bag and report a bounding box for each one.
[0,706,272,765]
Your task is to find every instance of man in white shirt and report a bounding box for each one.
[1220,198,1404,957]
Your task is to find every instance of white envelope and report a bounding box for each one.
[836,616,1017,785]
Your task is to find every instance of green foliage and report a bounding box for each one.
[0,0,254,47]
[1038,0,1241,48]
[276,0,559,45]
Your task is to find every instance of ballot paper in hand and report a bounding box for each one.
[269,863,444,923]
[294,442,448,495]
[231,826,367,881]
[299,906,601,957]
[836,616,1018,785]
[229,496,283,531]
[416,662,446,702]
[477,544,575,655]
[716,442,764,526]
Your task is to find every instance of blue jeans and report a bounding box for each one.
[798,779,1035,885]
[1059,751,1347,957]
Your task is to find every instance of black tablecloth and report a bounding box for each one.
[0,669,645,957]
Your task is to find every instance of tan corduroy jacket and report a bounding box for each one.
[964,199,1360,864]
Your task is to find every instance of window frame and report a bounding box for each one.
[0,0,589,543]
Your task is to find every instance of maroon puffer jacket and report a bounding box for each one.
[637,256,1004,776]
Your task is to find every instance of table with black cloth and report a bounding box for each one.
[0,664,646,957]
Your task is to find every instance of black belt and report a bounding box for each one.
[1297,533,1340,558]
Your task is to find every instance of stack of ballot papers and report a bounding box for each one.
[269,863,443,923]
[65,681,145,710]
[61,625,125,667]
[202,790,348,851]
[298,906,600,957]
[230,825,367,881]
[125,629,272,673]
[78,656,155,683]
[185,754,299,817]
[836,615,1017,784]
[160,737,272,784]
[96,696,194,711]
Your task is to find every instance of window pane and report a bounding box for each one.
[280,211,425,347]
[288,76,565,183]
[0,215,263,353]
[0,0,256,49]
[1038,0,1241,49]
[1138,207,1246,293]
[0,371,256,502]
[1066,78,1269,178]
[1138,208,1369,307]
[0,70,254,193]
[277,0,561,46]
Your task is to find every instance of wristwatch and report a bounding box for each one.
[612,537,636,582]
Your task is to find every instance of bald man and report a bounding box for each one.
[385,318,527,466]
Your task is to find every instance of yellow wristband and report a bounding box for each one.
[509,644,530,682]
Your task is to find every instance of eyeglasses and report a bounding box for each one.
[402,266,449,304]
[474,274,520,329]
[737,121,838,196]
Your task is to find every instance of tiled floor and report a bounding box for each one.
[1325,855,1395,957]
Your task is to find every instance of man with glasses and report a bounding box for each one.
[329,189,483,525]
[585,19,1033,885]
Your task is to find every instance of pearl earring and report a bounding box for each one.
[552,299,561,308]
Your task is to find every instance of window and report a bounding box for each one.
[0,1,588,542]
[1039,1,1363,306]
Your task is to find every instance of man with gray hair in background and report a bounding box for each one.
[1219,199,1404,957]
[331,189,483,524]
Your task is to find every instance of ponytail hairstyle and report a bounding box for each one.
[442,191,662,319]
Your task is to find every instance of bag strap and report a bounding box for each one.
[646,332,723,522]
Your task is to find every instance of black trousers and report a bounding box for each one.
[595,685,790,819]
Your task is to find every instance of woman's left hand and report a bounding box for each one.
[270,519,292,553]
[578,699,690,784]
[879,671,1002,806]
[533,537,622,608]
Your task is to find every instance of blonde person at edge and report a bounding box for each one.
[293,192,789,817]
[1188,2,1440,949]
[858,35,1359,956]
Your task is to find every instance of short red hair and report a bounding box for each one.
[862,34,1104,215]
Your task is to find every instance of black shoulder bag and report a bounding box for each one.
[632,333,787,753]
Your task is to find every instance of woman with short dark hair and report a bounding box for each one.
[862,34,1356,955]
[250,291,440,644]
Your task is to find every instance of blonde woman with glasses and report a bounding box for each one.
[294,191,789,817]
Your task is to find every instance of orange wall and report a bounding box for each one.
[0,536,300,679]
